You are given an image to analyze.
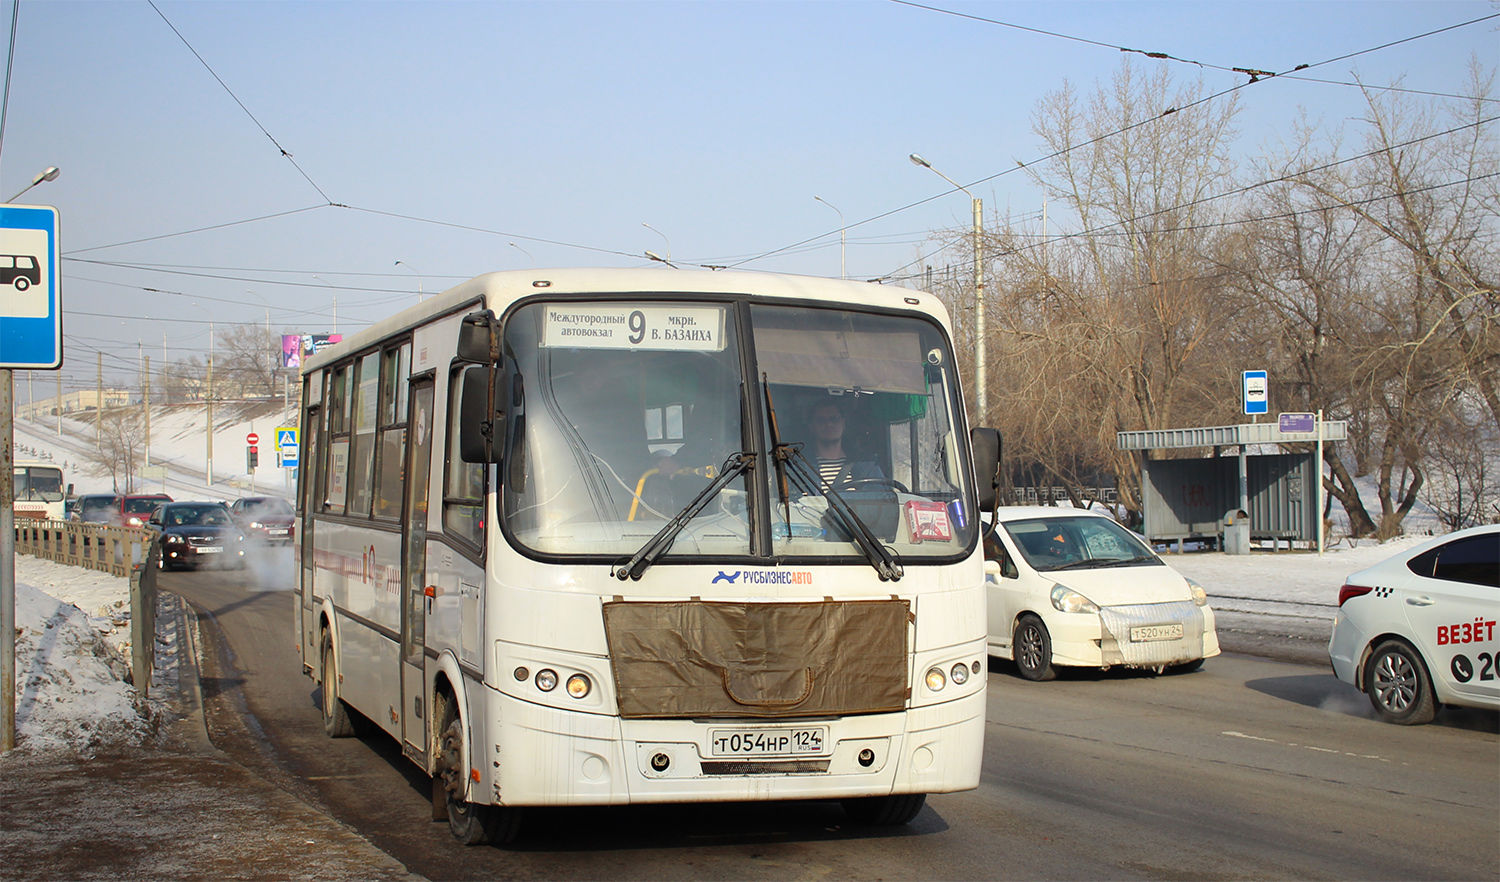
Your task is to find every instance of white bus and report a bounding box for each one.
[295,268,1001,844]
[13,460,68,521]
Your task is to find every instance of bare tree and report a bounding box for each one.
[979,60,1245,514]
[216,324,284,400]
[88,408,146,493]
[1229,65,1498,538]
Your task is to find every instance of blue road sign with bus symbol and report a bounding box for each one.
[1243,370,1268,415]
[0,204,61,369]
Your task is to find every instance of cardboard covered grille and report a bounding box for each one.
[603,599,910,719]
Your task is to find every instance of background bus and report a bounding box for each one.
[295,268,1001,844]
[13,460,69,520]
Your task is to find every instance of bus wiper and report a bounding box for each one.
[614,451,755,582]
[777,443,904,583]
[762,377,793,527]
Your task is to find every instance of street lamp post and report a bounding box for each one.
[395,260,424,303]
[814,196,846,279]
[642,223,671,264]
[5,166,59,204]
[910,153,986,424]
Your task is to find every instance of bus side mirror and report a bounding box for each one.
[460,364,509,464]
[970,427,1002,511]
[457,309,498,364]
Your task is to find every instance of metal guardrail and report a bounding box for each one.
[13,518,159,697]
[13,519,153,578]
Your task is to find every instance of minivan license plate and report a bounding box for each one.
[1130,623,1183,642]
[710,727,826,757]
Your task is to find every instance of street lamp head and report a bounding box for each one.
[35,167,60,185]
[909,153,931,169]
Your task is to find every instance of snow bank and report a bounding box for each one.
[11,556,164,753]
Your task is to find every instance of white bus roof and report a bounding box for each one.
[302,268,948,374]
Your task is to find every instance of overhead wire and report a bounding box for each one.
[147,0,336,205]
[736,11,1500,271]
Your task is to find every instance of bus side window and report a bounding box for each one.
[372,344,410,520]
[444,367,486,550]
[323,365,351,513]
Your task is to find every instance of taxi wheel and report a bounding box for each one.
[1014,614,1056,682]
[1365,640,1437,725]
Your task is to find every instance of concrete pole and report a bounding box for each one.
[1317,409,1325,557]
[2,369,16,751]
[972,196,986,426]
[143,356,151,469]
[95,352,102,444]
[206,326,214,487]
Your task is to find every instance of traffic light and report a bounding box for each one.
[248,445,259,470]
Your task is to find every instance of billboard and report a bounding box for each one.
[281,333,344,368]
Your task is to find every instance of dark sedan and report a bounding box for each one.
[229,496,295,544]
[148,502,246,570]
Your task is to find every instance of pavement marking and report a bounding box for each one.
[1222,730,1389,761]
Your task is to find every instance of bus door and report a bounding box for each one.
[400,378,436,757]
[299,405,321,669]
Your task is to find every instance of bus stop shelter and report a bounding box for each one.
[1118,419,1347,554]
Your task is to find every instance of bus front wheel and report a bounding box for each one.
[438,696,521,845]
[841,792,927,826]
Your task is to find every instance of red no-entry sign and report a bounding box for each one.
[246,432,260,445]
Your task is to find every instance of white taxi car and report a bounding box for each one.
[1328,525,1499,725]
[983,507,1219,681]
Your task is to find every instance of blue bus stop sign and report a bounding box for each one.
[0,204,61,369]
[1242,370,1268,415]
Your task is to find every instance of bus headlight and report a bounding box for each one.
[566,674,591,699]
[925,667,946,691]
[535,669,558,692]
[950,662,969,685]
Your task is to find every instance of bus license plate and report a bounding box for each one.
[1130,623,1182,642]
[710,727,826,757]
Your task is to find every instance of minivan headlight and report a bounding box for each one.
[1050,584,1099,614]
[1187,578,1209,607]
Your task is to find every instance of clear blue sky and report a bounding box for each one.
[1,0,1494,395]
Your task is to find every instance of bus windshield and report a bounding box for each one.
[500,299,976,562]
[14,466,64,502]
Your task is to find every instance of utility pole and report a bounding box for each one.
[206,323,214,487]
[95,352,102,443]
[55,372,60,434]
[143,356,151,468]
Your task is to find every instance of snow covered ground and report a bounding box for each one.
[1,403,1464,752]
[10,556,168,752]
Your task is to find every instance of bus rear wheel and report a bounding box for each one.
[841,792,927,826]
[319,632,356,738]
[438,697,521,845]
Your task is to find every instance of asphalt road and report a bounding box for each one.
[167,553,1500,881]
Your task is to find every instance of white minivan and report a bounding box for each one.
[983,506,1220,680]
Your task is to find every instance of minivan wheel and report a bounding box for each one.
[1014,614,1056,682]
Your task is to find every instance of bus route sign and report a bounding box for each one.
[0,204,62,369]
